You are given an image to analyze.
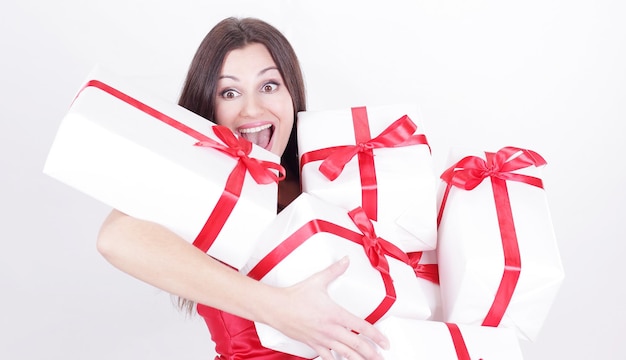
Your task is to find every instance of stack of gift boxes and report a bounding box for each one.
[44,67,564,359]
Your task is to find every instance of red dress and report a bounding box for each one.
[197,303,310,360]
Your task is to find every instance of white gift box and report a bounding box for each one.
[436,146,564,341]
[372,317,524,359]
[242,193,431,359]
[43,66,279,269]
[297,104,438,252]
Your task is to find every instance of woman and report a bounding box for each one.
[97,17,389,360]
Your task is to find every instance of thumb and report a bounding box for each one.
[315,256,350,288]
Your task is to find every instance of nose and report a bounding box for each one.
[240,94,264,118]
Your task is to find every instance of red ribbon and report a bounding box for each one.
[79,80,284,253]
[347,207,392,276]
[246,207,410,324]
[192,127,285,252]
[407,252,440,284]
[438,146,546,327]
[299,107,430,221]
[195,126,285,185]
[445,323,471,360]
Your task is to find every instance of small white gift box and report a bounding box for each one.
[297,104,437,252]
[242,193,431,359]
[436,146,564,341]
[43,66,280,269]
[373,317,524,359]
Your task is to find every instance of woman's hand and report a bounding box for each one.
[262,256,389,360]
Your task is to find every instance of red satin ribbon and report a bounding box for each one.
[445,323,471,360]
[79,80,285,253]
[193,127,285,252]
[299,107,430,221]
[438,146,546,327]
[407,252,439,284]
[246,207,410,324]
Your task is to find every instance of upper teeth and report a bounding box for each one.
[239,124,272,134]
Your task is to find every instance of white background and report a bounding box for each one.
[1,0,624,359]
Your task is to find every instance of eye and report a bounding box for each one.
[220,89,240,99]
[261,82,279,93]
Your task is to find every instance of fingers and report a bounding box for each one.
[315,256,350,287]
[349,319,390,352]
[327,324,384,360]
[309,317,384,360]
[297,256,388,359]
[314,348,337,360]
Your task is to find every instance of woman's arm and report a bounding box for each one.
[97,209,272,319]
[97,209,388,360]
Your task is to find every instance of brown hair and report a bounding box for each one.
[178,17,306,181]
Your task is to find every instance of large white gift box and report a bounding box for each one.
[373,317,524,359]
[297,104,437,252]
[43,66,281,269]
[242,193,431,359]
[436,146,564,341]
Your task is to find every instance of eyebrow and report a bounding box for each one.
[218,66,280,81]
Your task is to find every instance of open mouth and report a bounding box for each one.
[238,123,274,151]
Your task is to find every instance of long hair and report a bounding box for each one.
[178,17,306,182]
[176,17,306,313]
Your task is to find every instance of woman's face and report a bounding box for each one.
[214,43,294,157]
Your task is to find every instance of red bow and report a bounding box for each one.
[319,114,418,181]
[195,125,285,185]
[440,146,546,191]
[348,207,392,276]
